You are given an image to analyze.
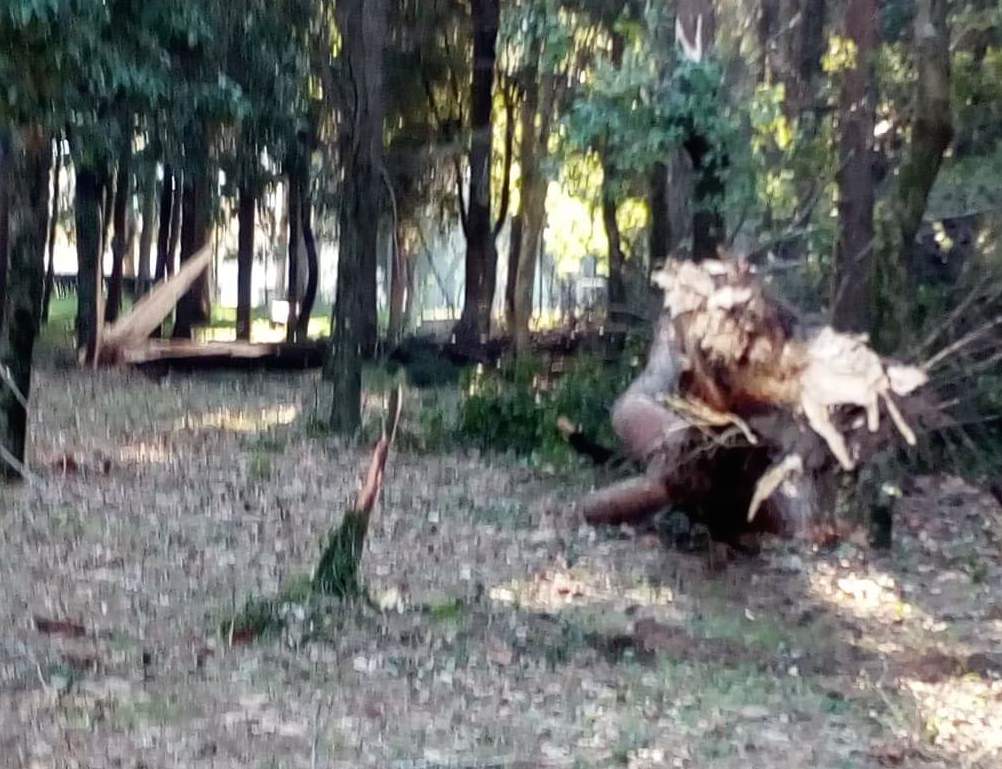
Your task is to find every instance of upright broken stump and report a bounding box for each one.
[581,257,930,542]
[313,386,403,598]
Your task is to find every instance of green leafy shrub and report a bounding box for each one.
[456,348,640,465]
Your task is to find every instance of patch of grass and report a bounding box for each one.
[247,452,273,482]
[423,597,466,621]
[221,574,314,643]
[247,431,286,454]
[110,695,186,730]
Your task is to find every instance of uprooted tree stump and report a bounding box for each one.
[314,386,403,598]
[581,257,934,545]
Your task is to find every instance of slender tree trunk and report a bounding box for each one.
[504,215,523,331]
[387,222,409,344]
[677,0,725,261]
[454,0,500,347]
[285,159,301,342]
[798,0,827,117]
[0,142,8,338]
[600,27,627,312]
[173,144,212,339]
[329,0,386,434]
[154,165,173,282]
[832,0,877,332]
[167,169,181,276]
[892,0,952,257]
[513,60,556,356]
[648,162,670,268]
[237,183,256,341]
[41,137,61,324]
[74,164,104,360]
[106,141,131,323]
[296,187,319,341]
[602,157,626,308]
[136,162,157,295]
[876,0,952,345]
[1,126,50,479]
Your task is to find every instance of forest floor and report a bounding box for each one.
[2,359,1002,769]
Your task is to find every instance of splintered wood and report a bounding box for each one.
[583,257,929,534]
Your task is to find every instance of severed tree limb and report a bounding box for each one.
[313,386,403,598]
[97,244,212,362]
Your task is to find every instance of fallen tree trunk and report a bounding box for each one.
[581,257,931,543]
[94,244,211,364]
[126,339,327,372]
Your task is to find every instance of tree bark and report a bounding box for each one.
[285,152,302,342]
[74,163,104,360]
[136,162,157,296]
[601,157,626,308]
[513,64,557,357]
[511,30,544,356]
[167,169,182,277]
[0,126,50,480]
[329,0,386,434]
[154,165,174,282]
[648,161,670,267]
[504,214,523,330]
[106,141,131,323]
[892,0,952,259]
[41,137,61,324]
[387,222,409,345]
[877,0,952,345]
[454,0,500,348]
[0,142,8,338]
[237,183,256,341]
[296,184,319,341]
[677,0,725,261]
[832,0,877,333]
[798,0,827,116]
[173,145,212,339]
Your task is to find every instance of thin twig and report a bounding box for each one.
[924,315,1002,371]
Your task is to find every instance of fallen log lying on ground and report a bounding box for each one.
[128,340,327,373]
[581,257,931,542]
[88,245,326,372]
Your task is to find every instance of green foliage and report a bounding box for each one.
[456,349,639,465]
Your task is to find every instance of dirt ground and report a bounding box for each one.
[2,362,1001,768]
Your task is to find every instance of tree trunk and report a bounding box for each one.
[877,0,952,345]
[106,142,131,323]
[454,0,500,348]
[154,165,174,282]
[237,183,256,341]
[167,169,182,276]
[296,184,319,341]
[387,222,409,345]
[601,157,626,308]
[513,65,557,357]
[41,137,61,324]
[648,161,670,267]
[0,143,8,338]
[0,126,50,480]
[893,0,952,258]
[285,160,301,343]
[677,0,725,261]
[329,0,386,434]
[832,0,877,333]
[74,164,104,360]
[504,214,522,331]
[136,162,157,296]
[173,146,212,339]
[798,0,827,116]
